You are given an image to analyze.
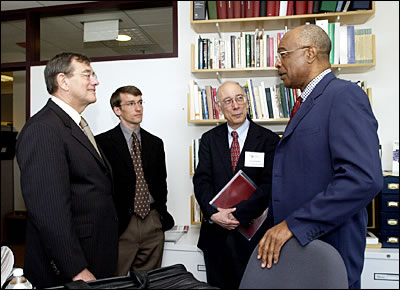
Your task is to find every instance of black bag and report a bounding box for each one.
[47,264,218,289]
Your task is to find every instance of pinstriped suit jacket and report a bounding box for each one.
[16,99,119,288]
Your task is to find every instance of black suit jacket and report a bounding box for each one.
[16,99,119,288]
[193,119,279,258]
[96,125,174,235]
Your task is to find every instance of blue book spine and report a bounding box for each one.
[347,25,356,64]
[198,36,203,69]
[249,79,258,119]
[201,89,209,119]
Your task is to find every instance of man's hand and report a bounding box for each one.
[210,207,240,230]
[257,220,293,269]
[72,268,96,282]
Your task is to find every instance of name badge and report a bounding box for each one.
[245,152,264,167]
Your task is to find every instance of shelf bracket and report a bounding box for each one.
[216,23,222,39]
[216,72,222,84]
[336,16,341,22]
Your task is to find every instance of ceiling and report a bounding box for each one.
[1,1,174,62]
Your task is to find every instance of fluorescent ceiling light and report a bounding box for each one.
[1,75,13,82]
[84,19,119,42]
[116,34,132,41]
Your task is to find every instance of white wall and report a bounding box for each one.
[30,1,399,224]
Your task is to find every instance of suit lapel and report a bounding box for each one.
[110,126,134,171]
[236,121,260,171]
[47,100,106,168]
[215,124,233,179]
[282,72,336,141]
[140,128,154,171]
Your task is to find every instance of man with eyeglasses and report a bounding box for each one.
[257,24,382,289]
[16,52,119,288]
[96,85,174,276]
[193,81,280,288]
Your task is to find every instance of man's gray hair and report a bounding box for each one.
[300,24,331,55]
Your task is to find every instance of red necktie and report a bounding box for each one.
[231,131,240,173]
[289,96,303,122]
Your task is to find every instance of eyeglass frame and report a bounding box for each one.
[67,71,98,80]
[119,100,144,108]
[218,94,247,107]
[275,46,311,63]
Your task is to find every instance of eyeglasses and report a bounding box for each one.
[80,71,98,80]
[219,95,247,107]
[120,100,144,108]
[275,46,311,63]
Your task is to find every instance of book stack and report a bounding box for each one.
[366,231,381,248]
[188,79,301,122]
[195,30,284,70]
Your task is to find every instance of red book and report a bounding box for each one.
[307,1,314,14]
[274,1,280,16]
[227,1,234,18]
[209,170,267,240]
[287,1,294,15]
[266,1,276,16]
[253,1,260,17]
[217,1,227,19]
[240,1,245,18]
[269,37,274,67]
[295,1,307,15]
[233,1,241,18]
[245,1,253,17]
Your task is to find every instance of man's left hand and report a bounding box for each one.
[257,220,293,269]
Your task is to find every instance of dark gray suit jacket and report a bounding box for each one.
[96,125,174,235]
[16,99,119,288]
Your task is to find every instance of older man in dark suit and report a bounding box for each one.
[16,52,118,288]
[193,81,280,289]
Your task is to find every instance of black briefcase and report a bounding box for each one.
[47,264,218,289]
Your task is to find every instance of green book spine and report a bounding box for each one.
[328,23,335,64]
[320,1,338,12]
[279,83,288,118]
[207,1,218,19]
[246,34,251,68]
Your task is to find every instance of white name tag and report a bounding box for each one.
[245,151,264,167]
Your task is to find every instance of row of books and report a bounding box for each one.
[195,23,373,69]
[189,79,301,122]
[315,20,374,65]
[193,1,372,20]
[190,138,201,176]
[196,30,284,69]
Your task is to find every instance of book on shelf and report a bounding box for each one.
[342,1,351,12]
[336,1,344,11]
[286,1,294,15]
[313,1,321,13]
[350,1,371,11]
[253,1,260,17]
[193,1,206,20]
[260,1,267,16]
[209,169,268,240]
[233,1,241,18]
[207,1,217,19]
[266,1,276,16]
[307,1,314,14]
[217,1,227,19]
[279,1,288,16]
[347,25,356,64]
[164,225,189,243]
[320,1,338,12]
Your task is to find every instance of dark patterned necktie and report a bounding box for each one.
[130,132,150,219]
[289,96,303,123]
[231,131,240,173]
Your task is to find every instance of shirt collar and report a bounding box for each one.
[300,68,331,102]
[227,118,250,137]
[120,122,141,144]
[51,96,81,126]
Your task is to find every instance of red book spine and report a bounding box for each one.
[307,1,314,14]
[233,1,241,18]
[287,1,294,15]
[245,1,253,17]
[274,1,280,16]
[269,37,274,67]
[266,1,275,16]
[240,1,245,18]
[253,1,260,17]
[217,1,227,19]
[227,1,234,18]
[295,1,307,15]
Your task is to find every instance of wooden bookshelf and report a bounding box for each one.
[190,2,375,33]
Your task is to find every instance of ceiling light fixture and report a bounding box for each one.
[116,34,132,42]
[1,75,14,82]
